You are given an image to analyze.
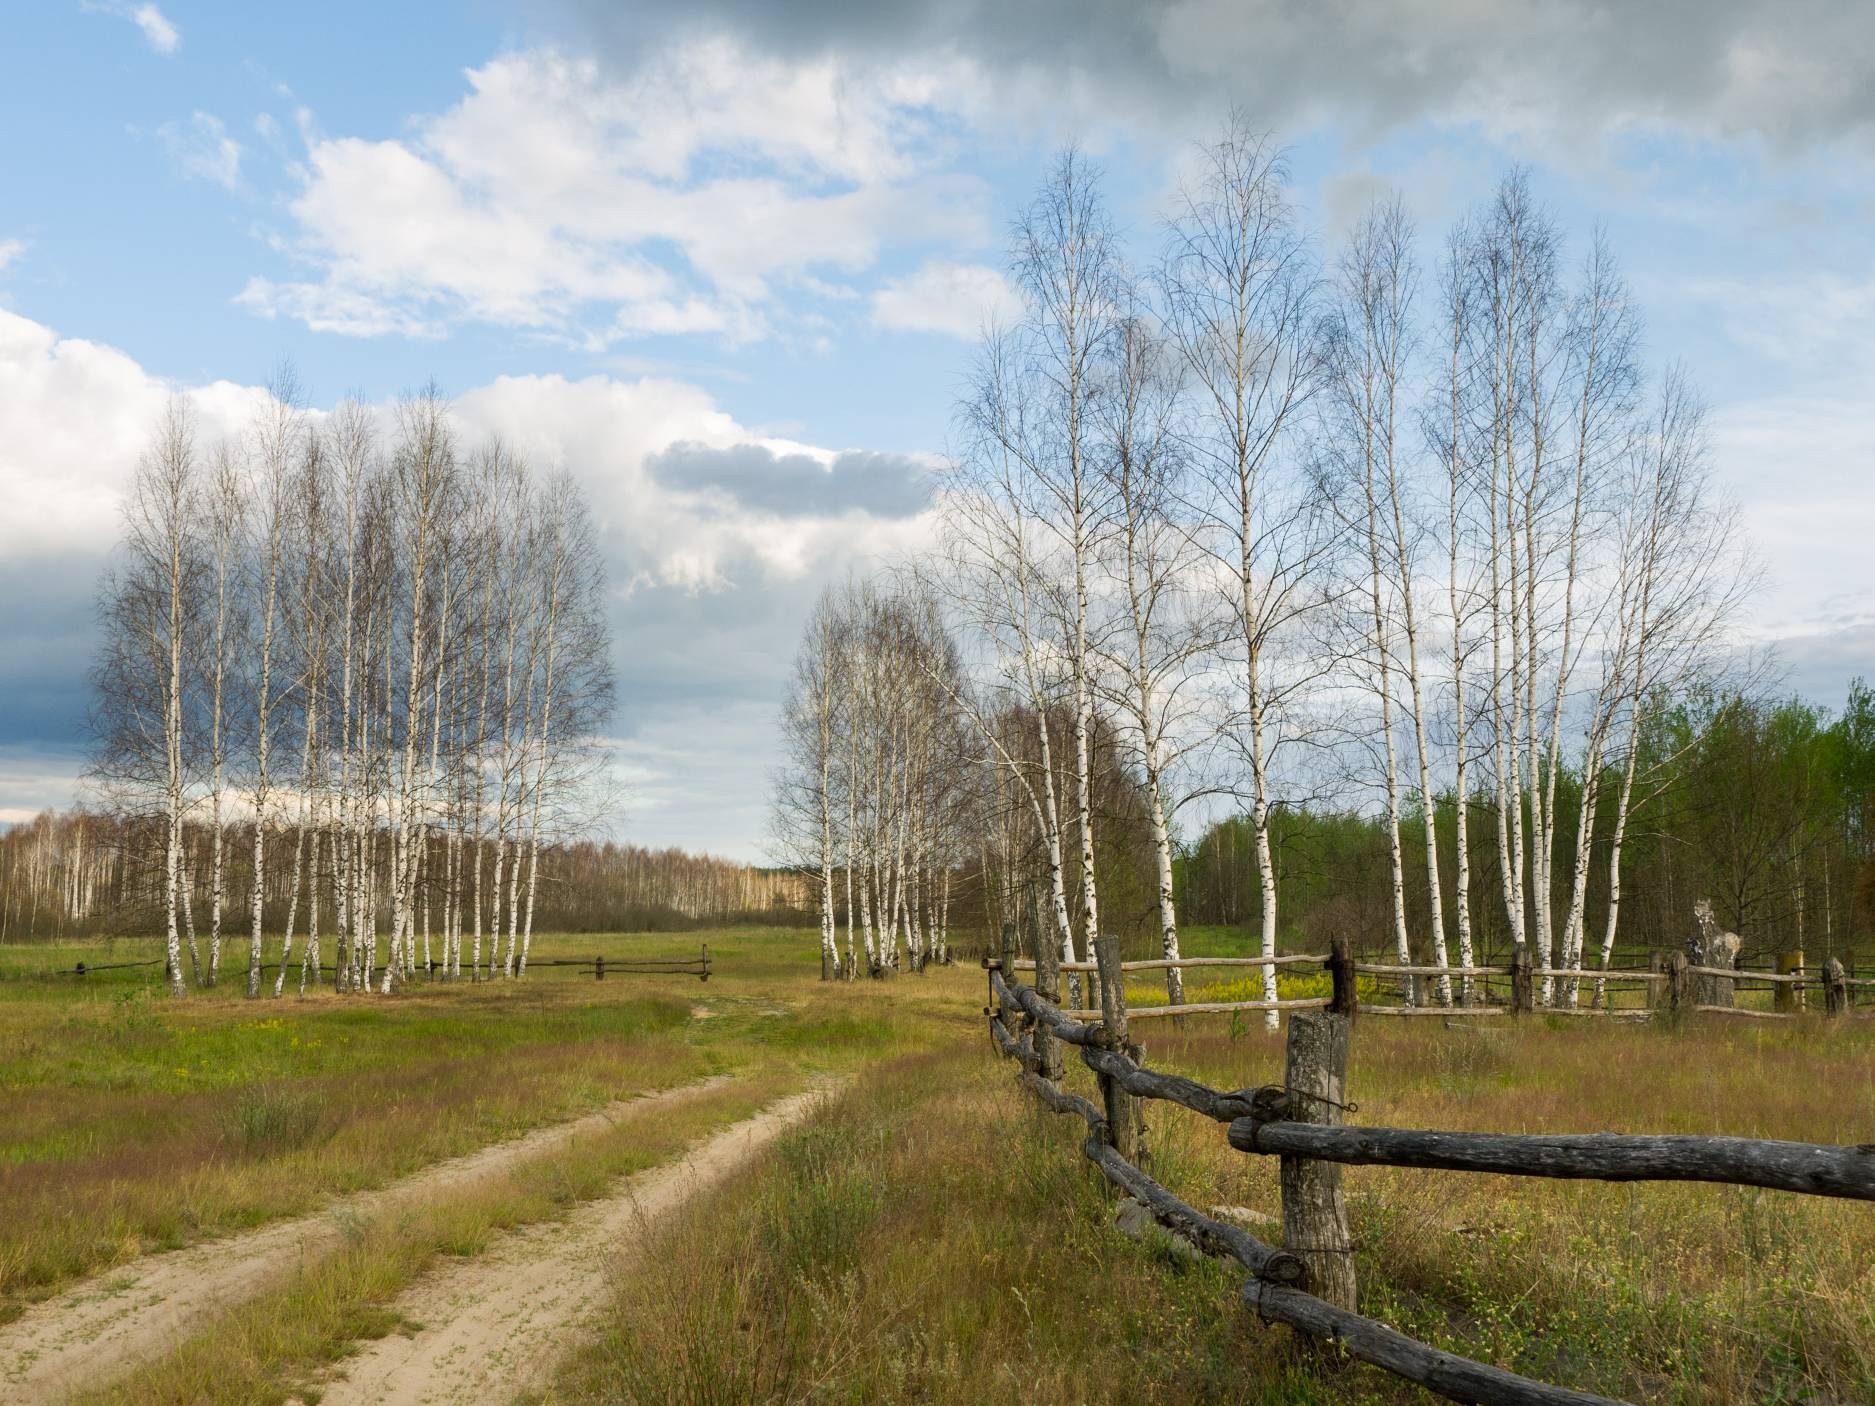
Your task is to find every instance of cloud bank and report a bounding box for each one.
[555,0,1875,155]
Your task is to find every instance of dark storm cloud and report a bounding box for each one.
[646,441,931,519]
[549,0,1875,152]
[0,553,101,751]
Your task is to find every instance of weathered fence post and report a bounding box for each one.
[595,955,605,982]
[1092,932,1144,1166]
[1824,956,1847,1017]
[1327,935,1357,1020]
[1280,1011,1356,1311]
[998,920,1018,1023]
[1776,949,1804,1013]
[1662,950,1690,1020]
[1509,941,1533,1016]
[1033,895,1064,1082]
[700,943,710,983]
[1647,951,1666,1009]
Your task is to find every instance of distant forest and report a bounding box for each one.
[0,823,809,942]
[1175,684,1875,966]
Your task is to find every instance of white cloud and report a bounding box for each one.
[155,111,244,189]
[246,41,988,344]
[871,259,1021,339]
[0,309,264,560]
[130,3,178,53]
[85,1,179,55]
[0,239,25,274]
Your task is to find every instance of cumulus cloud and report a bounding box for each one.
[246,41,989,344]
[85,1,179,55]
[555,0,1875,156]
[0,309,250,560]
[155,111,243,189]
[648,441,934,518]
[871,259,1021,338]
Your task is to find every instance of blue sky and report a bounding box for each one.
[2,1,1872,855]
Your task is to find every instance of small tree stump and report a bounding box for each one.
[1690,899,1740,1007]
[1280,1011,1356,1310]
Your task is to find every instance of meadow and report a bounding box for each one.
[4,926,1873,1404]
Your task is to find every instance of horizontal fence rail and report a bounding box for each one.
[994,936,1871,1026]
[1013,953,1328,974]
[30,944,713,984]
[1226,1119,1875,1201]
[982,926,1872,1406]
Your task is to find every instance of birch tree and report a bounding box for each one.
[1161,119,1326,1026]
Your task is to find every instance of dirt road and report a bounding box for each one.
[0,1077,734,1404]
[307,1087,824,1405]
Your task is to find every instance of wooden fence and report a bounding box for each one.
[42,944,713,984]
[526,945,713,982]
[984,929,1875,1405]
[1010,940,1873,1025]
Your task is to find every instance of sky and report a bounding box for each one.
[1,0,1871,857]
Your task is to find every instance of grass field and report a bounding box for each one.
[0,928,950,1328]
[6,924,1874,1404]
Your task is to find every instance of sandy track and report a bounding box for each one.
[309,1087,826,1406]
[0,1077,730,1405]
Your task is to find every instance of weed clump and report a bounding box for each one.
[223,1083,328,1157]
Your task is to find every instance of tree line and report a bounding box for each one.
[0,809,811,944]
[777,118,1778,1010]
[1178,682,1875,966]
[88,377,612,995]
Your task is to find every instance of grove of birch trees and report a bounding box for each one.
[91,379,614,996]
[774,579,975,978]
[778,119,1759,1009]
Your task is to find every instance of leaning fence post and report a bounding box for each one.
[1824,956,1847,1018]
[1280,1011,1356,1310]
[1510,941,1533,1016]
[1327,935,1357,1020]
[1092,932,1144,1167]
[1033,897,1064,1082]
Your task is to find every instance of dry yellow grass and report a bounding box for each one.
[556,1003,1875,1405]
